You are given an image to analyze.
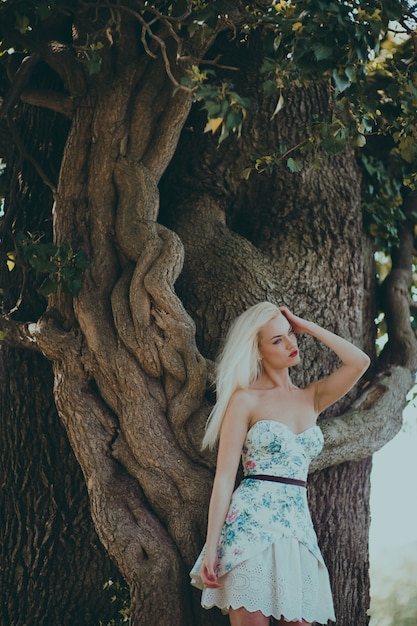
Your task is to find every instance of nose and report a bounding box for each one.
[286,336,297,349]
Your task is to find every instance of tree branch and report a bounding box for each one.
[20,88,74,118]
[0,313,77,360]
[143,87,193,178]
[51,353,195,623]
[38,42,87,98]
[379,195,417,370]
[6,114,57,194]
[310,366,415,473]
[0,53,42,120]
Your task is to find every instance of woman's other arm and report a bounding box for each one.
[199,391,252,588]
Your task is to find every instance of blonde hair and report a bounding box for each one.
[202,302,282,449]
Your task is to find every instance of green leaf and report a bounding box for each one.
[263,80,279,96]
[87,56,102,75]
[321,137,347,155]
[218,123,229,145]
[397,136,416,164]
[38,277,57,297]
[14,232,90,299]
[0,329,9,341]
[36,1,54,21]
[311,43,333,61]
[14,13,30,34]
[332,69,351,94]
[73,250,90,271]
[224,110,242,133]
[352,134,367,147]
[204,100,222,117]
[287,158,303,173]
[380,0,403,21]
[64,278,83,297]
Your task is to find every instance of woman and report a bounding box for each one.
[190,302,370,626]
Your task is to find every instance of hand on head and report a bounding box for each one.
[279,307,309,334]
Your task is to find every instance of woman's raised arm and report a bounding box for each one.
[281,307,371,414]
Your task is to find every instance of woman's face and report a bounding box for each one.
[258,315,300,370]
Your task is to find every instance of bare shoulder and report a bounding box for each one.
[221,388,255,434]
[227,388,257,413]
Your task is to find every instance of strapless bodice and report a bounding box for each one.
[242,419,324,481]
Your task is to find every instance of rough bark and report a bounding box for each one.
[379,194,417,371]
[0,93,119,625]
[308,458,373,626]
[0,348,119,626]
[37,38,213,624]
[1,10,416,626]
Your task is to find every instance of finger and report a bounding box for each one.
[204,569,217,582]
[200,566,214,582]
[201,571,221,588]
[204,580,222,588]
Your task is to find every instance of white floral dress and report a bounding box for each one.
[190,420,336,624]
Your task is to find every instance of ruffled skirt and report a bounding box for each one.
[191,536,336,624]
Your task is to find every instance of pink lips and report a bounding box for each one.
[289,350,298,358]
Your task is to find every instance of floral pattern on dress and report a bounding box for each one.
[191,420,325,581]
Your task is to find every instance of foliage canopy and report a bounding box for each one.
[0,1,416,312]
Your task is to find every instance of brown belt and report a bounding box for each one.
[244,474,307,488]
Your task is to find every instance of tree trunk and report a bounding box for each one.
[0,348,119,626]
[160,40,375,625]
[308,459,372,625]
[42,43,213,625]
[1,16,415,626]
[0,96,118,625]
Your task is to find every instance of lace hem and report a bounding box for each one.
[194,537,336,624]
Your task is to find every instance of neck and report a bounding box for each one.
[258,365,295,390]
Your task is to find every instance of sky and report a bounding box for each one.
[368,389,417,625]
[369,386,417,559]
